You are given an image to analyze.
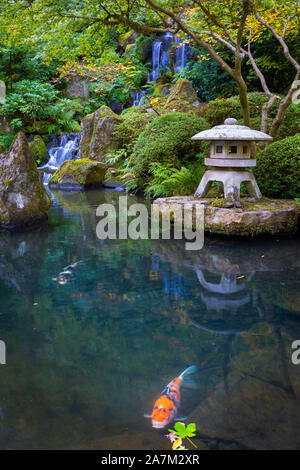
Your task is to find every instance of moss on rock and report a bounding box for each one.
[0,132,52,229]
[49,158,106,188]
[29,135,49,165]
[162,78,200,114]
[79,106,123,162]
[153,196,300,237]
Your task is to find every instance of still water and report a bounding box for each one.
[0,189,299,450]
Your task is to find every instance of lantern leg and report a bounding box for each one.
[244,177,262,199]
[194,174,213,197]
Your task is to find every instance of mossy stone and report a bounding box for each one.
[29,135,49,165]
[79,106,123,162]
[49,158,106,188]
[153,196,300,237]
[162,78,200,114]
[0,132,52,229]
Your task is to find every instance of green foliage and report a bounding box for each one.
[144,162,205,197]
[128,112,209,190]
[238,103,300,140]
[169,422,197,439]
[274,104,300,140]
[0,133,14,151]
[200,92,281,126]
[243,32,300,94]
[177,47,236,101]
[1,80,79,134]
[0,45,56,89]
[113,110,154,153]
[254,134,300,199]
[106,148,129,166]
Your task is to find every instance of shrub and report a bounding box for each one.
[1,80,79,134]
[177,52,236,101]
[200,92,282,126]
[112,110,154,152]
[127,112,209,190]
[254,134,300,199]
[237,103,300,140]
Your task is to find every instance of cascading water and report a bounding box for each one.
[175,41,187,72]
[148,33,189,82]
[40,133,79,185]
[131,90,144,107]
[148,38,163,82]
[129,33,189,108]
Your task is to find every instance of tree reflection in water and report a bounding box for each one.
[0,189,299,449]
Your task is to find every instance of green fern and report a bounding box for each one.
[144,162,205,197]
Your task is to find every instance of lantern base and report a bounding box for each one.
[194,169,262,199]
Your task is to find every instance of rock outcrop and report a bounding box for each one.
[49,158,106,189]
[162,78,201,114]
[153,196,300,237]
[79,106,123,162]
[0,132,52,229]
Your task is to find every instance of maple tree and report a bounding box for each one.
[0,0,299,136]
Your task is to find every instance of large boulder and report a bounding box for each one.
[0,132,52,229]
[49,158,106,190]
[79,106,123,162]
[162,78,201,114]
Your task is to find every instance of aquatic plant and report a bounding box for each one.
[167,422,198,449]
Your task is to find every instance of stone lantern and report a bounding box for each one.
[191,118,272,200]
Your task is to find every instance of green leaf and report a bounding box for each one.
[186,423,197,436]
[174,422,188,438]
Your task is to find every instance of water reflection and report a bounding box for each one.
[0,189,299,449]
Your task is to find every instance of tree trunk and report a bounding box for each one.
[269,72,300,138]
[236,76,250,127]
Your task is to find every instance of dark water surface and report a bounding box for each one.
[0,189,299,450]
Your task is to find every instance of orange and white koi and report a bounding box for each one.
[144,365,197,429]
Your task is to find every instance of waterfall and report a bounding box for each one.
[39,133,79,185]
[131,90,144,107]
[128,33,190,108]
[149,38,163,82]
[148,33,189,82]
[175,41,187,71]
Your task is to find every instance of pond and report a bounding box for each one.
[0,188,299,450]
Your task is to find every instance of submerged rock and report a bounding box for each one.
[49,158,106,190]
[163,78,200,114]
[79,106,123,162]
[0,132,52,230]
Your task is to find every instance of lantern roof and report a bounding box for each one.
[191,118,273,142]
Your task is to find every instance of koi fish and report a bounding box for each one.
[144,365,197,429]
[52,260,83,285]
